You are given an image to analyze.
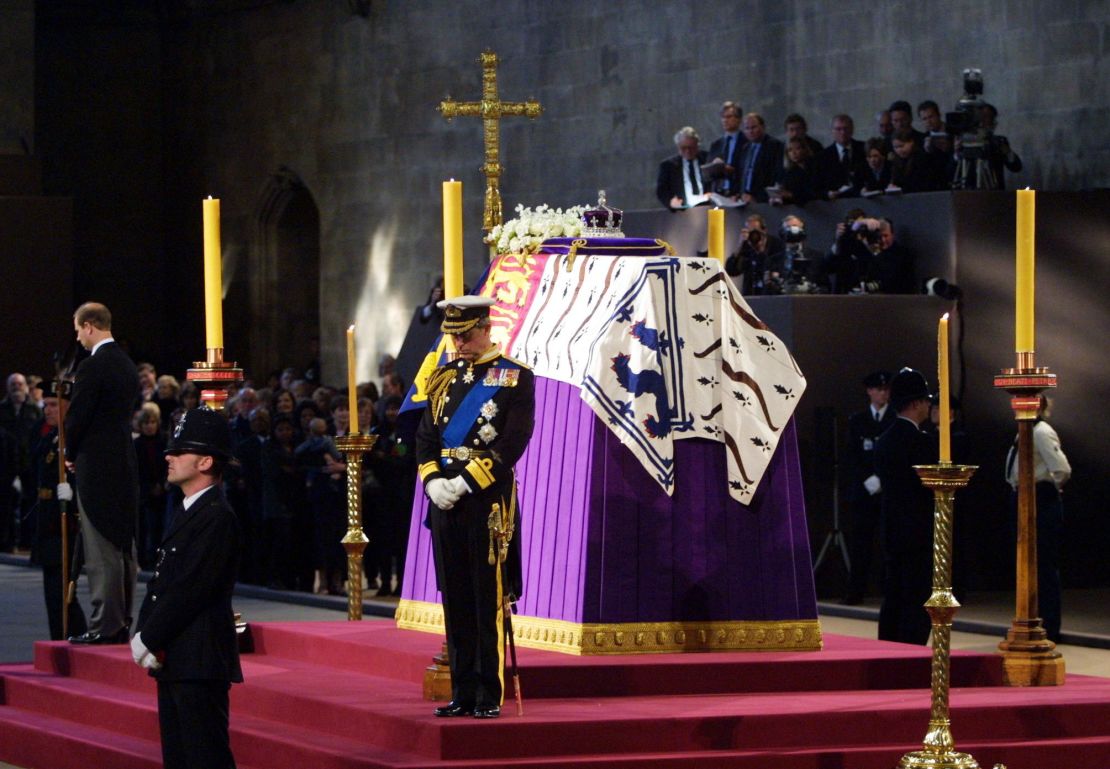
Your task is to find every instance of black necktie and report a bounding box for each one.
[687,159,701,195]
[841,146,851,167]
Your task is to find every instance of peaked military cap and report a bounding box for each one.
[862,370,893,389]
[437,295,495,335]
[166,407,234,460]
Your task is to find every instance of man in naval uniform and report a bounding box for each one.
[132,408,243,769]
[416,295,535,719]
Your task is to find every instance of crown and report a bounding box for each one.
[580,190,624,237]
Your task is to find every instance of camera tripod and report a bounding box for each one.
[812,411,851,575]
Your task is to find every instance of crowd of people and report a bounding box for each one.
[1,352,417,620]
[657,99,1023,211]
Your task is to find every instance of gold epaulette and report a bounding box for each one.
[425,365,457,422]
[500,353,531,370]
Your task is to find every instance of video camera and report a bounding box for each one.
[946,68,988,159]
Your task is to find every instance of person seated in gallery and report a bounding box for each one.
[735,113,785,203]
[656,126,709,210]
[860,137,892,193]
[725,213,782,295]
[769,137,818,206]
[888,130,947,193]
[859,218,916,294]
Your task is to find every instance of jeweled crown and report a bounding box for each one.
[581,190,625,237]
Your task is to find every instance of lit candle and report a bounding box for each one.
[347,324,359,435]
[443,180,464,299]
[938,312,951,463]
[1015,189,1035,353]
[708,208,724,263]
[202,197,223,349]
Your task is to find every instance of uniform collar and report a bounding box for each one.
[473,345,502,366]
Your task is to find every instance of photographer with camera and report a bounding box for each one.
[861,218,916,294]
[725,213,781,296]
[823,210,875,294]
[954,103,1022,190]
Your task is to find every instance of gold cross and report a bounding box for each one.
[439,50,542,231]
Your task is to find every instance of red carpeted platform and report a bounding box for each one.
[2,622,1110,768]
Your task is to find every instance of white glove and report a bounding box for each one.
[12,476,21,494]
[130,632,150,665]
[446,475,471,498]
[56,482,73,502]
[426,478,461,510]
[863,474,882,496]
[139,653,163,670]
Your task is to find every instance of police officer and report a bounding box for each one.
[32,381,88,640]
[416,296,535,719]
[131,408,243,769]
[874,368,936,645]
[843,370,894,605]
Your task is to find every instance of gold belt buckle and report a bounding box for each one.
[454,446,471,461]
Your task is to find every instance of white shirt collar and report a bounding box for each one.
[183,484,216,510]
[872,404,888,420]
[90,337,115,356]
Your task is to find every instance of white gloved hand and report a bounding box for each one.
[863,474,882,496]
[426,478,460,510]
[140,653,163,670]
[446,475,471,498]
[130,632,150,665]
[12,476,21,494]
[56,482,73,502]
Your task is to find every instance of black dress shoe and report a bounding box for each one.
[472,705,500,719]
[68,628,129,645]
[434,701,474,717]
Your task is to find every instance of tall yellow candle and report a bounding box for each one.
[938,312,951,463]
[443,180,464,299]
[1015,189,1035,353]
[347,325,359,435]
[202,197,223,349]
[708,208,725,263]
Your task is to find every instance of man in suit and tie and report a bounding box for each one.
[706,101,744,196]
[842,371,895,605]
[63,302,141,644]
[132,407,243,769]
[656,126,709,210]
[736,113,784,203]
[874,367,936,645]
[813,114,868,200]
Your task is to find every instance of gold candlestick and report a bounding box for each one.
[334,433,376,620]
[186,348,243,413]
[993,354,1065,686]
[898,462,978,769]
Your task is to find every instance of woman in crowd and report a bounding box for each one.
[133,402,168,569]
[772,137,817,206]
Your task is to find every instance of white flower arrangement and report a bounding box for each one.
[486,203,589,255]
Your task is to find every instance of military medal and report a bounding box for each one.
[463,366,475,384]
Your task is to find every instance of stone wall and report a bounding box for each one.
[0,0,34,152]
[33,0,1110,379]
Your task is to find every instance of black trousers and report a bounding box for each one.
[846,488,882,597]
[430,500,504,708]
[878,546,932,645]
[156,680,236,769]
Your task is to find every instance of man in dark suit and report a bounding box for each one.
[706,101,744,196]
[842,371,895,605]
[1,372,43,551]
[813,114,868,200]
[874,367,936,645]
[656,126,709,209]
[64,302,140,644]
[132,407,242,769]
[736,113,784,203]
[417,296,535,719]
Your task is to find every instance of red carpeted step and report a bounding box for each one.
[245,624,1005,697]
[0,703,163,769]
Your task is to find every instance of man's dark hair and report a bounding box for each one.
[892,129,917,144]
[783,113,807,129]
[917,99,939,114]
[888,100,913,115]
[720,101,741,119]
[74,302,112,330]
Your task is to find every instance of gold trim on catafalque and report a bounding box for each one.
[395,599,822,655]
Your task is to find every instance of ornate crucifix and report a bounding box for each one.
[439,50,542,231]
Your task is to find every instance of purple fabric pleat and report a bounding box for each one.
[401,376,817,624]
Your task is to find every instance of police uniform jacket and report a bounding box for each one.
[64,342,141,549]
[416,349,535,595]
[30,426,78,568]
[874,416,935,555]
[136,484,243,683]
[846,406,894,491]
